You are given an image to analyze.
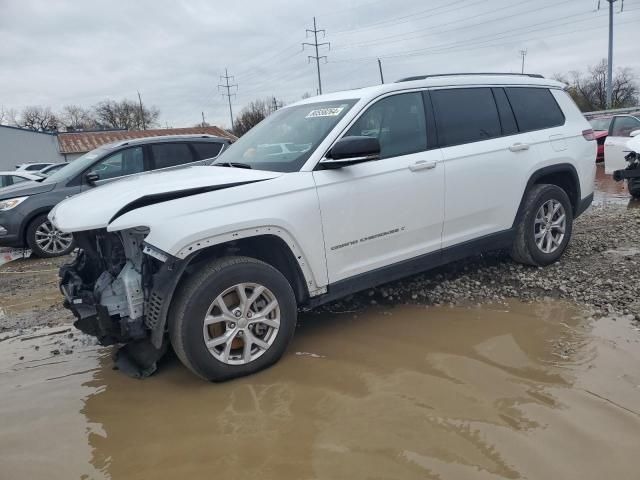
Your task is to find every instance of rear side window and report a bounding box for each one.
[192,142,223,160]
[151,143,194,169]
[505,87,565,132]
[431,87,501,147]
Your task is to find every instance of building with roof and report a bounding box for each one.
[0,125,236,170]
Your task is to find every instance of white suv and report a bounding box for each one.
[51,74,596,381]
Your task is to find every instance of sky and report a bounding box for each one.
[1,0,639,130]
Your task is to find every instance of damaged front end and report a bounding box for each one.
[59,228,175,377]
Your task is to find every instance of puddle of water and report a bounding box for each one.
[594,163,640,208]
[1,300,639,480]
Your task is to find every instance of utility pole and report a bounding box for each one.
[201,111,206,127]
[303,17,330,95]
[377,58,384,84]
[519,49,527,74]
[218,68,237,130]
[271,97,282,112]
[599,0,623,108]
[137,91,146,130]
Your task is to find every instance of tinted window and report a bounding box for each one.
[492,88,518,136]
[91,146,144,180]
[0,176,8,187]
[610,116,640,137]
[505,87,565,132]
[346,92,427,158]
[25,164,48,171]
[12,176,28,184]
[431,88,501,147]
[151,143,194,169]
[192,142,223,160]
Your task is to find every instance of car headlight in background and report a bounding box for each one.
[0,196,29,211]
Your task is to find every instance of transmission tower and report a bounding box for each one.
[303,17,330,95]
[218,68,237,129]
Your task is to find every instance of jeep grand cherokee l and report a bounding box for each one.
[0,135,230,257]
[50,74,596,380]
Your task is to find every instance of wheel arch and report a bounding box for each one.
[512,163,581,228]
[22,207,54,244]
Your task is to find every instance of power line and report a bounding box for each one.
[302,17,330,95]
[218,68,237,129]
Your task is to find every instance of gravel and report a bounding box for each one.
[322,203,640,321]
[1,202,639,337]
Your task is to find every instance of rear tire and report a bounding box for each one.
[510,184,573,267]
[168,256,297,382]
[26,214,76,258]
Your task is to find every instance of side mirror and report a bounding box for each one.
[630,129,640,138]
[85,171,100,185]
[320,136,381,169]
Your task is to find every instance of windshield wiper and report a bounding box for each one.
[212,161,253,169]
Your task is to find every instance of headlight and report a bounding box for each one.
[0,196,29,211]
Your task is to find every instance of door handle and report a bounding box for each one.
[508,143,530,152]
[409,160,437,172]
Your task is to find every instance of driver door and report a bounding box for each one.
[313,91,445,284]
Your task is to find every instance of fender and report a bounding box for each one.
[144,227,324,348]
[511,163,581,229]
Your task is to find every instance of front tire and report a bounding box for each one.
[26,214,76,258]
[168,256,297,382]
[628,179,640,198]
[511,184,573,267]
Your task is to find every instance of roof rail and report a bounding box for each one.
[396,72,545,82]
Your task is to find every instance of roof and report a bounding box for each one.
[0,124,58,135]
[291,73,565,107]
[57,127,237,154]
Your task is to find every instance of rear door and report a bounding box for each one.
[149,142,198,172]
[604,116,640,174]
[434,87,540,247]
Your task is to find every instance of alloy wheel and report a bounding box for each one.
[34,220,74,255]
[533,199,566,254]
[202,282,281,365]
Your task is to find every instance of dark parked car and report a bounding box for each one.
[0,134,231,257]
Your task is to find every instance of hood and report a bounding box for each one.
[50,166,282,232]
[0,179,55,199]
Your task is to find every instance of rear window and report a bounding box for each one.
[192,142,223,160]
[431,87,501,147]
[505,87,565,132]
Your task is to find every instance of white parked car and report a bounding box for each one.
[51,73,596,381]
[0,171,41,189]
[15,162,55,172]
[604,114,640,174]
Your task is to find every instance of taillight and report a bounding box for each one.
[582,129,596,141]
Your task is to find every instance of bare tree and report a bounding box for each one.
[17,106,59,131]
[555,60,639,111]
[93,99,159,130]
[233,97,284,136]
[60,104,96,131]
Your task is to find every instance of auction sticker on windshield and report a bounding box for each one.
[306,106,345,118]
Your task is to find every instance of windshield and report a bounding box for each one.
[589,117,611,131]
[45,147,110,183]
[214,99,358,172]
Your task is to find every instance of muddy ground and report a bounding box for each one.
[1,167,640,479]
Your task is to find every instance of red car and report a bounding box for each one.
[589,116,612,162]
